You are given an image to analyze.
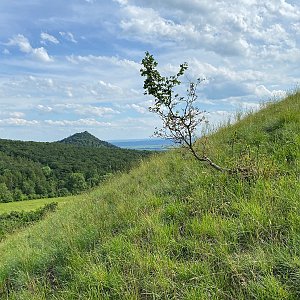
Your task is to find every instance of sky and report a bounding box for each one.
[0,0,299,142]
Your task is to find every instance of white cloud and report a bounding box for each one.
[99,80,117,89]
[98,80,122,93]
[66,89,73,97]
[45,118,111,127]
[37,104,53,112]
[113,0,129,5]
[2,49,10,54]
[115,0,298,60]
[32,47,53,62]
[7,34,32,53]
[130,103,148,114]
[59,31,78,43]
[47,78,54,87]
[78,105,120,116]
[6,34,53,62]
[0,118,39,126]
[264,0,300,19]
[9,111,25,118]
[37,103,120,117]
[118,4,249,56]
[40,32,59,44]
[254,85,287,99]
[66,54,140,70]
[254,85,273,98]
[0,111,25,118]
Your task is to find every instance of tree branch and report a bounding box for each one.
[140,52,240,175]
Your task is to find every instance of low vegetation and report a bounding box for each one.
[0,92,299,299]
[0,202,57,241]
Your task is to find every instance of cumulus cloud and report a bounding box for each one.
[118,4,250,56]
[0,111,25,118]
[99,80,118,89]
[37,105,53,112]
[0,118,39,126]
[7,34,32,53]
[45,118,111,127]
[66,54,140,70]
[37,103,120,117]
[129,103,148,114]
[254,85,287,99]
[66,88,73,97]
[264,0,300,19]
[113,0,129,5]
[59,31,78,43]
[115,0,299,59]
[6,34,53,62]
[40,32,59,44]
[32,47,53,62]
[9,112,25,118]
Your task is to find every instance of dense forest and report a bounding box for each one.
[0,133,151,202]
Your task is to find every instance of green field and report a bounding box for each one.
[0,195,77,214]
[0,92,299,299]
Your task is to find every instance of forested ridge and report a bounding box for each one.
[0,136,151,202]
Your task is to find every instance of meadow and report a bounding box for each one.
[0,195,74,214]
[0,92,299,299]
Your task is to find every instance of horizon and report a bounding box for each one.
[0,130,171,143]
[1,0,299,141]
[0,130,175,151]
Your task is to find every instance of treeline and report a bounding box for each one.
[0,139,151,202]
[0,202,57,241]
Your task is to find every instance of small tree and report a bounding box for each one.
[140,52,231,173]
[0,183,13,203]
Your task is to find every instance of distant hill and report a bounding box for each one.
[57,131,118,149]
[0,137,150,202]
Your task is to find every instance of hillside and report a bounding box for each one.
[0,92,299,299]
[0,138,150,201]
[58,131,118,149]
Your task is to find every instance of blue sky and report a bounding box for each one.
[0,0,299,141]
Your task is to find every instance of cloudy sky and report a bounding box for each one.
[0,0,299,141]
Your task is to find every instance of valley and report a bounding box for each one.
[0,131,151,202]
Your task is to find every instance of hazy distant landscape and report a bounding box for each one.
[110,138,174,151]
[0,131,151,202]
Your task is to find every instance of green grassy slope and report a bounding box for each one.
[0,92,299,299]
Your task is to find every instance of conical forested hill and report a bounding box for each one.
[0,135,149,201]
[58,131,118,148]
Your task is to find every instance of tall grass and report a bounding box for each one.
[0,92,299,299]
